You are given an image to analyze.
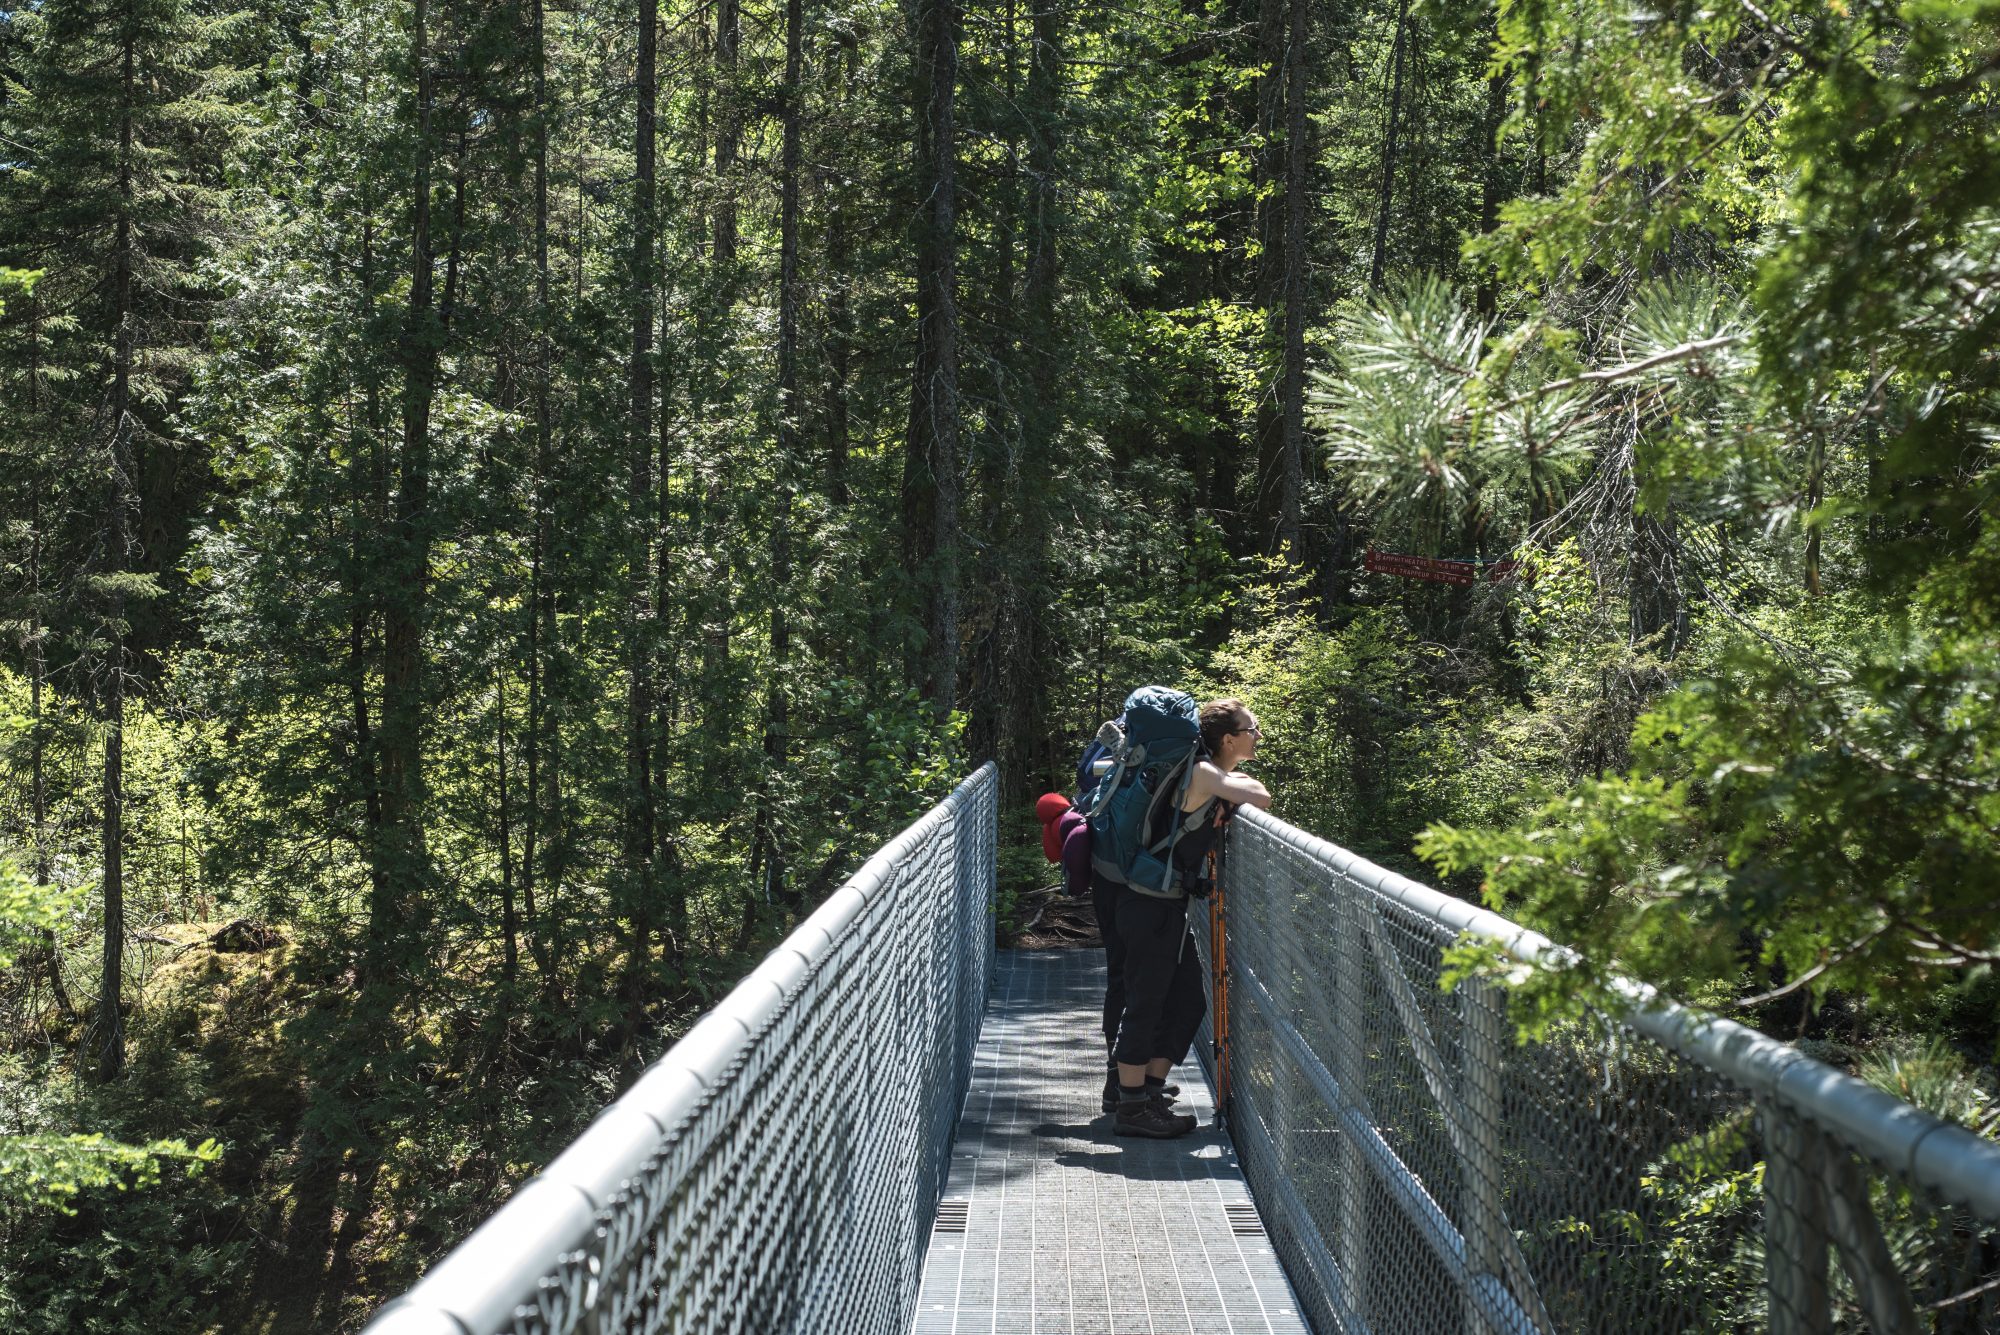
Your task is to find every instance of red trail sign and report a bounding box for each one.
[1362,549,1526,586]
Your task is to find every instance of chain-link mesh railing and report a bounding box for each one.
[365,764,998,1335]
[1199,806,2000,1335]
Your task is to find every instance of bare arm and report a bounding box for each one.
[1185,759,1272,811]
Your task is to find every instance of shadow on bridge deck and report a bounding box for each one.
[913,949,1309,1335]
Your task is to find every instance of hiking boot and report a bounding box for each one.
[1101,1071,1181,1113]
[1114,1098,1197,1139]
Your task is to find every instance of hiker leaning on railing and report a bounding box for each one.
[1103,694,1270,1139]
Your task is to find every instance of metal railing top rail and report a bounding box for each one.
[365,763,998,1335]
[1232,806,2000,1223]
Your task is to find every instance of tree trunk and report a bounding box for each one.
[1003,0,1064,795]
[758,0,804,906]
[440,127,468,329]
[1475,26,1509,318]
[495,667,518,984]
[820,27,860,518]
[1805,428,1824,596]
[825,258,853,510]
[99,680,125,1081]
[815,35,861,691]
[26,295,71,1018]
[695,0,741,705]
[352,201,387,925]
[654,292,685,956]
[1629,506,1688,656]
[374,0,441,979]
[1368,0,1411,291]
[905,0,963,712]
[1250,0,1287,554]
[1275,0,1308,560]
[30,505,69,1018]
[714,0,740,267]
[624,0,660,1007]
[965,0,1024,775]
[1403,37,1430,261]
[522,0,557,995]
[96,29,141,1083]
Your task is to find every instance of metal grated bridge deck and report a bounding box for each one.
[913,949,1308,1335]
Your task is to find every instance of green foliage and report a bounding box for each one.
[0,667,214,949]
[1423,572,2000,1033]
[850,694,970,824]
[1858,1035,2000,1136]
[1285,0,2000,1055]
[1632,1124,1768,1329]
[1502,539,1658,778]
[0,1119,218,1215]
[993,805,1055,939]
[1313,274,1595,550]
[1312,273,1774,553]
[0,854,219,1228]
[0,1061,245,1335]
[1198,578,1528,873]
[0,268,32,315]
[0,853,78,971]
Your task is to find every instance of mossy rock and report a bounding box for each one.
[210,919,285,953]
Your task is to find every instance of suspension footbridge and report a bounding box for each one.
[363,765,2000,1335]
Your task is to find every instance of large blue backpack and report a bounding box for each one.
[1081,686,1213,898]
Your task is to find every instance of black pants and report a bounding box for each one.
[1092,872,1125,1053]
[1110,886,1206,1068]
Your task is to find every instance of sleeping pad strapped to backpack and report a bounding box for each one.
[1080,686,1216,899]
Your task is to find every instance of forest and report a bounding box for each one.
[0,0,1996,1326]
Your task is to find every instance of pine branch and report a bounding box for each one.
[1732,924,1889,1009]
[1488,334,1745,414]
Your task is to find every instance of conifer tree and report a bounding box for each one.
[906,0,963,712]
[0,0,237,1079]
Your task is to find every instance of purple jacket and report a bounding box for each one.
[1057,809,1091,897]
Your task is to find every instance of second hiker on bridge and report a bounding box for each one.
[1076,688,1271,1139]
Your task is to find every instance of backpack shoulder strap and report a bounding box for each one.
[1148,793,1217,854]
[1139,755,1207,851]
[1084,745,1138,820]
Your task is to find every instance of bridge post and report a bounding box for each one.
[1763,1101,1832,1335]
[1822,1138,1921,1335]
[1461,975,1509,1335]
[1270,838,1298,1216]
[1333,886,1372,1325]
[1208,856,1232,1121]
